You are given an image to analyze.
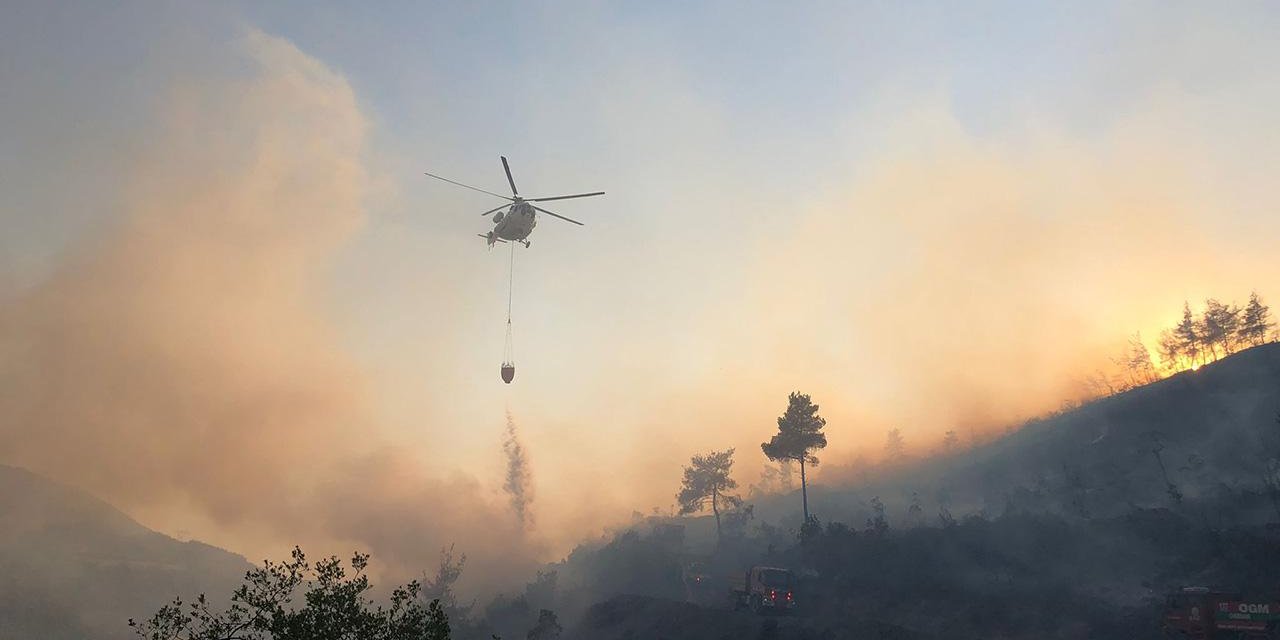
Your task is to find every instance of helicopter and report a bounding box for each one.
[424,156,604,248]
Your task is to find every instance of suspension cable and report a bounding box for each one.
[507,241,515,322]
[503,242,516,365]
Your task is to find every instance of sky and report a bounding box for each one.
[2,1,1279,591]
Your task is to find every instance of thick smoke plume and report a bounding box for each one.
[0,30,539,591]
[502,409,535,531]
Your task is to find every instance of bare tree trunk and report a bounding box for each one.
[712,489,721,543]
[800,457,809,523]
[1151,446,1182,505]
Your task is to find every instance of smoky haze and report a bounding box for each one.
[0,30,542,590]
[691,90,1280,479]
[4,4,1280,603]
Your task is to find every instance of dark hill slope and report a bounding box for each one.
[550,345,1280,640]
[954,341,1280,507]
[0,465,250,639]
[762,342,1280,529]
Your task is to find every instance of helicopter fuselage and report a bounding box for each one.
[494,201,537,241]
[425,155,598,248]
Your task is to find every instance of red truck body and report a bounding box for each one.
[730,566,796,614]
[1163,587,1280,638]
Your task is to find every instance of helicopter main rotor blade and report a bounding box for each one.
[531,204,584,226]
[529,191,605,202]
[501,156,518,196]
[423,171,513,201]
[479,203,511,217]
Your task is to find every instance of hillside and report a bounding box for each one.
[0,465,250,640]
[542,344,1280,640]
[3,345,1278,640]
[731,342,1280,534]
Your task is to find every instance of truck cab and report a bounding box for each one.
[1163,586,1280,639]
[730,566,796,614]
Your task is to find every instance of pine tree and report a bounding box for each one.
[1157,328,1184,372]
[884,428,906,464]
[1216,299,1242,354]
[907,491,923,525]
[677,449,741,543]
[865,496,889,535]
[1123,332,1158,385]
[1240,291,1275,347]
[1174,302,1201,366]
[941,430,960,454]
[1198,300,1222,361]
[762,392,828,523]
[1201,299,1240,358]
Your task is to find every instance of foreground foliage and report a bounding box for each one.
[129,547,450,640]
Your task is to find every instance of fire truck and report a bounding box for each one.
[1163,587,1280,638]
[730,566,796,614]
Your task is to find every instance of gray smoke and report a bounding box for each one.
[503,409,535,531]
[0,29,545,592]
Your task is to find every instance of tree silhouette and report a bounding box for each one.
[1201,298,1240,358]
[129,547,450,640]
[1121,333,1158,386]
[1240,291,1274,347]
[1157,328,1183,372]
[907,491,923,526]
[1144,431,1183,506]
[865,496,889,536]
[1222,301,1243,353]
[751,461,795,497]
[676,448,742,543]
[941,430,960,454]
[525,609,561,640]
[884,428,906,464]
[1175,302,1201,367]
[762,392,828,523]
[421,545,479,632]
[1155,295,1272,374]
